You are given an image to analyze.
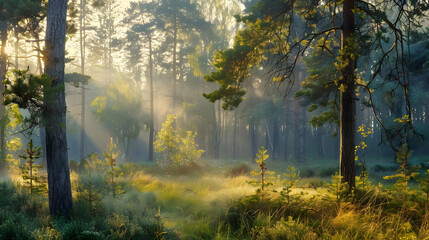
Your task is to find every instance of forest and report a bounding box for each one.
[0,0,428,239]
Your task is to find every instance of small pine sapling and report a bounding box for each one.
[324,172,349,205]
[154,207,167,240]
[417,169,429,209]
[19,139,46,194]
[383,144,418,201]
[103,138,124,197]
[76,153,103,217]
[355,124,372,190]
[280,166,301,205]
[247,146,276,194]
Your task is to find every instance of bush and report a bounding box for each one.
[33,227,61,240]
[59,220,100,240]
[300,168,315,178]
[155,115,204,168]
[372,164,396,172]
[0,213,33,240]
[251,217,317,240]
[229,163,250,177]
[318,167,336,178]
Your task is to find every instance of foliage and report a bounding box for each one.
[251,216,317,240]
[103,138,124,197]
[154,115,204,167]
[75,170,103,218]
[229,163,250,178]
[355,124,372,190]
[324,172,349,204]
[247,146,276,193]
[383,144,418,201]
[91,77,141,160]
[33,227,62,240]
[3,70,53,132]
[417,169,429,209]
[19,139,46,194]
[280,166,300,205]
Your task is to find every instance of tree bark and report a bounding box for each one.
[79,0,86,161]
[299,101,306,165]
[340,0,356,191]
[34,32,48,166]
[0,21,7,168]
[148,35,154,162]
[171,15,177,112]
[43,0,73,217]
[211,103,219,159]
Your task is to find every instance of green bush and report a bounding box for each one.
[372,164,396,172]
[318,167,336,178]
[33,227,61,240]
[0,213,33,240]
[251,217,317,240]
[59,220,100,240]
[300,168,315,178]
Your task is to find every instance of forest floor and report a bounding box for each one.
[1,156,429,239]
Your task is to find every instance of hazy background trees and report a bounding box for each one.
[0,0,428,182]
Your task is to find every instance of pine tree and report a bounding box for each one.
[19,139,45,194]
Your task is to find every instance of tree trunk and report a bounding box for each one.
[294,100,300,162]
[211,103,219,159]
[148,35,154,162]
[171,15,177,112]
[79,0,86,161]
[340,0,356,191]
[43,0,73,218]
[273,116,279,161]
[250,117,256,162]
[299,101,306,165]
[233,109,238,160]
[0,21,7,168]
[14,26,19,70]
[34,32,48,166]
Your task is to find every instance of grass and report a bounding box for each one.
[1,155,429,239]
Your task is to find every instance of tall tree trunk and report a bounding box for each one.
[34,32,48,166]
[233,109,238,160]
[250,117,256,162]
[299,101,306,165]
[79,0,86,161]
[294,100,301,162]
[148,35,154,162]
[0,21,7,168]
[14,26,19,70]
[171,15,177,112]
[211,103,219,159]
[340,0,356,191]
[272,116,279,161]
[43,0,73,217]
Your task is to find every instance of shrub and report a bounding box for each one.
[155,115,204,168]
[318,167,336,178]
[33,227,61,240]
[251,216,317,240]
[372,164,396,172]
[0,213,33,240]
[300,168,315,178]
[60,220,100,240]
[229,163,250,178]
